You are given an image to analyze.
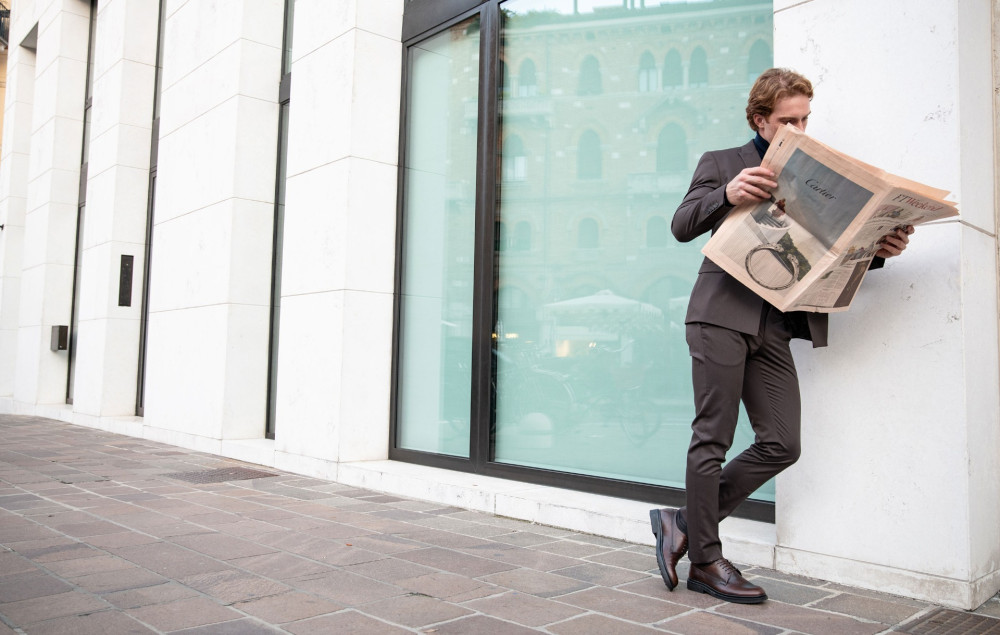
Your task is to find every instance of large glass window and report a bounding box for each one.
[396,16,481,457]
[396,1,775,514]
[493,0,772,499]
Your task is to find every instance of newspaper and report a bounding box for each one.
[701,125,959,312]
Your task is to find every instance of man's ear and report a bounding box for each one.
[752,113,766,130]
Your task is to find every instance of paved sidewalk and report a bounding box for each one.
[1,415,998,634]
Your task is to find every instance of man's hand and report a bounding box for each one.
[725,167,777,206]
[875,225,915,258]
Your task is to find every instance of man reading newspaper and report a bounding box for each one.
[648,68,913,605]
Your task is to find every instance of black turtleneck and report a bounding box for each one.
[752,133,768,159]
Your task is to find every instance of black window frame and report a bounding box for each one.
[390,0,775,524]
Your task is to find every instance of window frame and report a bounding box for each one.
[391,0,775,524]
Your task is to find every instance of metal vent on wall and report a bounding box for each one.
[901,608,1000,635]
[163,467,278,484]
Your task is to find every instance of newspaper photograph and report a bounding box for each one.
[702,125,959,312]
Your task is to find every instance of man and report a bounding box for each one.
[650,68,913,604]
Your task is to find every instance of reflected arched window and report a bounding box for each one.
[689,47,708,86]
[647,216,668,248]
[638,51,657,93]
[518,59,537,97]
[577,130,602,179]
[514,221,531,251]
[662,49,682,89]
[503,135,526,182]
[578,218,599,248]
[656,124,687,173]
[747,40,771,83]
[578,55,602,95]
[500,59,511,98]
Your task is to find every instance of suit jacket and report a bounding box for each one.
[671,139,883,348]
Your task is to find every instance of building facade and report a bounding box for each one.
[0,0,997,610]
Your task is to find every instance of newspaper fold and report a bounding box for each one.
[702,125,959,313]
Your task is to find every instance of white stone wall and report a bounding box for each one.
[773,0,1000,609]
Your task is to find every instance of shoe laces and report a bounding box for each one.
[715,558,742,577]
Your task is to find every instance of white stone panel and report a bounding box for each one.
[21,203,79,270]
[72,314,141,416]
[341,159,397,293]
[28,118,84,182]
[35,8,91,72]
[33,55,87,123]
[272,291,344,462]
[93,0,159,67]
[91,59,156,140]
[155,97,277,223]
[87,122,154,175]
[290,0,354,64]
[0,275,22,331]
[285,33,353,176]
[350,29,402,166]
[280,158,396,297]
[279,162,345,295]
[162,0,281,90]
[0,329,17,396]
[357,0,403,42]
[1,147,33,205]
[81,165,150,249]
[159,39,279,138]
[17,260,75,328]
[143,302,269,439]
[26,167,81,217]
[14,326,47,404]
[148,198,273,312]
[285,28,401,175]
[3,105,36,165]
[335,289,393,462]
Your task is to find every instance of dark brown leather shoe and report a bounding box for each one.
[687,558,767,604]
[649,508,687,590]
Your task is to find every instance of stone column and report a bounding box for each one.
[273,0,403,467]
[774,0,1000,610]
[141,0,283,442]
[71,0,157,417]
[11,0,91,406]
[0,19,36,399]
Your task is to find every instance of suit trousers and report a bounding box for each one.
[682,305,802,563]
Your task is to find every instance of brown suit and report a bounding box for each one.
[672,140,829,346]
[671,139,882,563]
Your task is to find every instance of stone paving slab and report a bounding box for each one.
[1,414,999,634]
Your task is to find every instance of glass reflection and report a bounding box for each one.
[397,17,481,457]
[493,0,775,500]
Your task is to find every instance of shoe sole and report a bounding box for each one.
[687,578,768,604]
[649,509,677,591]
